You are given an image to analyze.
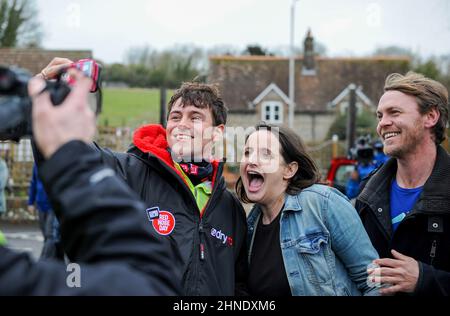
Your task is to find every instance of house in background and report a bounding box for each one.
[208,30,411,143]
[252,82,290,125]
[329,83,374,116]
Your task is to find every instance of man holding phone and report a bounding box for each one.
[34,58,248,296]
[0,69,180,295]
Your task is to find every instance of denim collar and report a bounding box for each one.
[283,194,302,212]
[248,194,303,230]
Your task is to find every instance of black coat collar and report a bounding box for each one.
[359,145,450,216]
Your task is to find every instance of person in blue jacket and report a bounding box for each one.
[28,163,64,260]
[346,140,377,200]
[372,140,389,167]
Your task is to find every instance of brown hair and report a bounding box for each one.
[384,71,449,144]
[167,82,228,126]
[235,123,322,203]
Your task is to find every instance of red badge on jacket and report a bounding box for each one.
[151,210,176,236]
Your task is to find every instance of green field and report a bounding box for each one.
[99,88,173,127]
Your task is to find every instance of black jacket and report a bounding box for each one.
[94,124,248,296]
[355,145,450,296]
[0,141,180,295]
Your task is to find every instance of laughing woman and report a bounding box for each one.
[236,124,379,296]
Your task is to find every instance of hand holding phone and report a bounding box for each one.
[61,59,102,93]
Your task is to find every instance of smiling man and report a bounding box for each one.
[99,82,248,296]
[355,72,450,296]
[35,58,248,296]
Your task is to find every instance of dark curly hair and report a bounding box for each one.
[167,82,228,126]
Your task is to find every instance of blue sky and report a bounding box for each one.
[37,0,450,63]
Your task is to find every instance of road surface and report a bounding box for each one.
[0,222,43,260]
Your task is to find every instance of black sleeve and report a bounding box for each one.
[0,140,181,295]
[0,247,175,295]
[32,139,128,179]
[91,142,131,179]
[414,262,450,296]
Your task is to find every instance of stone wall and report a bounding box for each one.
[0,126,132,221]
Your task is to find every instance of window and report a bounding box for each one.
[261,101,283,124]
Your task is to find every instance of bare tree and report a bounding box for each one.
[122,44,205,87]
[243,44,270,56]
[206,44,240,57]
[373,45,415,58]
[0,0,42,48]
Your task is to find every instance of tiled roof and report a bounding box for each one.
[0,48,93,76]
[208,55,411,112]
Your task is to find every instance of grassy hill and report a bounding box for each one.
[99,88,173,127]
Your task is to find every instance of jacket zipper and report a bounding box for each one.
[196,163,224,263]
[191,175,224,293]
[429,240,437,266]
[136,153,223,293]
[199,219,205,261]
[188,171,223,294]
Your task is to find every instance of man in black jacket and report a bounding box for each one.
[0,71,180,295]
[36,58,248,296]
[355,72,450,296]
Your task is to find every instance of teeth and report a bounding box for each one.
[176,135,191,140]
[247,171,264,181]
[384,132,399,140]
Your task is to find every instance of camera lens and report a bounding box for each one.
[0,68,15,92]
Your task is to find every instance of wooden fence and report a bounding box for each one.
[0,126,133,215]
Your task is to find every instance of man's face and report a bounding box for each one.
[166,98,224,162]
[376,90,428,159]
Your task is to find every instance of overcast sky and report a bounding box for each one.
[37,0,450,63]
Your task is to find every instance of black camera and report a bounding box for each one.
[354,136,374,162]
[0,63,102,142]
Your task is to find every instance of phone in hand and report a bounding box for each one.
[61,59,102,93]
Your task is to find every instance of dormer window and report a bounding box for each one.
[262,101,283,124]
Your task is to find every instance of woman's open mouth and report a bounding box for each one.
[247,170,265,193]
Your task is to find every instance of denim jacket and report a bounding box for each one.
[247,184,379,296]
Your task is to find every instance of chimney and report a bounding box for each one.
[302,28,316,75]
